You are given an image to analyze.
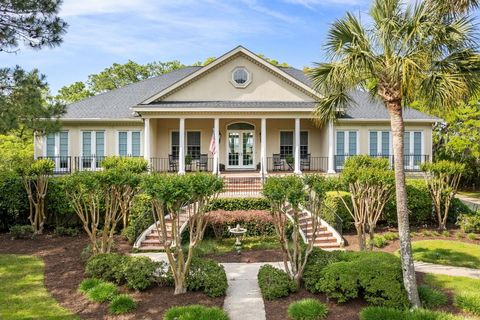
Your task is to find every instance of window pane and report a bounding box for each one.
[369,132,377,156]
[46,133,55,157]
[413,132,422,155]
[300,131,308,146]
[404,132,410,155]
[59,132,68,157]
[348,131,357,155]
[132,132,141,156]
[118,132,127,156]
[82,132,91,156]
[96,132,104,156]
[280,131,293,146]
[336,131,344,155]
[381,131,390,155]
[171,131,179,157]
[187,131,200,160]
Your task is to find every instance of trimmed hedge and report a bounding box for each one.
[258,264,296,300]
[85,253,127,283]
[206,198,270,211]
[324,191,353,231]
[164,305,229,320]
[187,258,228,297]
[122,194,154,244]
[303,249,343,293]
[206,210,275,239]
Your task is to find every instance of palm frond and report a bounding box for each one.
[312,92,353,126]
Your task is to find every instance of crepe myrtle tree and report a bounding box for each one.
[17,158,54,234]
[101,156,148,229]
[422,160,465,231]
[263,175,325,289]
[309,0,480,307]
[142,173,223,295]
[340,156,395,251]
[64,170,127,255]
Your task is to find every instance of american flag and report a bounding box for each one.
[209,131,217,155]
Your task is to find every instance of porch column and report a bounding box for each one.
[178,118,185,175]
[327,120,336,174]
[260,118,267,175]
[212,118,220,175]
[294,118,302,175]
[143,118,150,165]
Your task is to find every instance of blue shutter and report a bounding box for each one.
[404,132,411,167]
[413,132,422,166]
[336,131,344,155]
[132,132,141,156]
[369,132,377,156]
[348,131,357,155]
[381,131,390,155]
[118,132,128,156]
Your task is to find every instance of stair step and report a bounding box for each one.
[313,243,341,249]
[305,231,333,237]
[137,246,166,251]
[312,238,338,244]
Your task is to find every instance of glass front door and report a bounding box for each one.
[227,130,255,169]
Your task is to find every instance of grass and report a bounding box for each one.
[108,294,136,315]
[359,307,463,320]
[163,305,229,320]
[424,274,480,316]
[459,191,480,200]
[418,285,448,309]
[192,235,279,256]
[0,254,78,320]
[86,282,118,302]
[411,240,480,269]
[287,298,328,320]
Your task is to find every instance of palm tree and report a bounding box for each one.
[309,0,480,307]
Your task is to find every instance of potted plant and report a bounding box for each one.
[285,154,294,169]
[185,154,193,171]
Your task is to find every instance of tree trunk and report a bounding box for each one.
[388,102,421,308]
[174,277,187,295]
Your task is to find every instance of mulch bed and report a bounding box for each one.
[0,233,223,320]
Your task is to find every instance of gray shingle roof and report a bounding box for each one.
[62,62,439,122]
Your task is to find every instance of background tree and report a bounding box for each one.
[422,160,465,230]
[17,158,54,234]
[0,0,67,53]
[309,0,480,307]
[55,81,93,104]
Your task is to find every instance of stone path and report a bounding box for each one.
[415,261,480,279]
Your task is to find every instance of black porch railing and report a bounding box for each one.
[38,156,72,174]
[74,156,106,171]
[266,156,328,172]
[335,154,429,172]
[150,157,214,173]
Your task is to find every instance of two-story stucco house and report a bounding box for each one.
[34,46,439,177]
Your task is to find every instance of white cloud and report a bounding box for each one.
[284,0,364,10]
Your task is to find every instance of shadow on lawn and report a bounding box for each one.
[413,247,480,268]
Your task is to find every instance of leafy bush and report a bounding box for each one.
[122,194,154,244]
[206,197,270,211]
[258,265,296,300]
[324,191,353,231]
[454,292,480,315]
[441,231,451,237]
[383,232,399,241]
[187,258,228,297]
[316,252,408,308]
[54,226,79,237]
[457,213,480,233]
[9,224,33,239]
[45,176,77,228]
[360,307,462,320]
[81,244,94,263]
[78,278,103,293]
[418,286,448,309]
[287,299,328,320]
[85,253,126,283]
[206,210,275,239]
[0,172,28,231]
[467,233,477,240]
[122,256,162,291]
[368,235,388,248]
[86,282,118,303]
[108,294,136,315]
[303,249,343,293]
[163,305,229,320]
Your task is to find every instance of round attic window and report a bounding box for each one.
[231,67,251,88]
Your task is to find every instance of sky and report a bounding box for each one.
[2,0,372,93]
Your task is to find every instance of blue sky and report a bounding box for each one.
[2,0,371,93]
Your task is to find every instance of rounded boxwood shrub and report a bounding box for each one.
[163,305,229,320]
[122,194,154,244]
[108,294,136,315]
[303,249,343,293]
[287,299,328,320]
[86,282,118,303]
[78,278,103,293]
[258,264,296,300]
[85,253,126,283]
[122,256,162,291]
[187,258,228,297]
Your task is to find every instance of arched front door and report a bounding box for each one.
[226,122,255,170]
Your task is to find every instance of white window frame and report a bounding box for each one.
[44,131,70,170]
[404,131,424,170]
[230,66,252,88]
[368,130,392,156]
[116,130,142,156]
[80,130,105,170]
[335,130,359,170]
[170,130,202,158]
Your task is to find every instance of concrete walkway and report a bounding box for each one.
[456,194,480,211]
[415,261,480,279]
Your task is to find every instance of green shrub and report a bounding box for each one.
[206,210,275,239]
[85,253,126,283]
[187,258,228,297]
[206,198,270,211]
[441,231,451,238]
[45,176,77,228]
[108,294,136,315]
[467,233,477,240]
[324,191,353,231]
[316,252,408,308]
[86,282,118,302]
[383,232,399,241]
[123,256,162,291]
[258,265,296,300]
[303,249,343,293]
[78,278,103,293]
[455,292,480,315]
[418,286,448,309]
[163,305,229,320]
[359,307,462,320]
[9,224,33,239]
[457,213,480,233]
[287,299,328,320]
[54,226,79,237]
[455,232,464,239]
[81,244,94,263]
[0,172,28,231]
[368,235,388,248]
[122,194,154,244]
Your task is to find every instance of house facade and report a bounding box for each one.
[35,46,439,176]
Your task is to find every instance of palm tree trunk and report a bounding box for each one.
[388,102,421,308]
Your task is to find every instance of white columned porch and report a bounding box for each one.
[144,118,150,164]
[213,118,220,174]
[327,120,336,174]
[178,118,186,174]
[260,118,267,176]
[294,118,302,175]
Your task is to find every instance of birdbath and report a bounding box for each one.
[228,224,247,255]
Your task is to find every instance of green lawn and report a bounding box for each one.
[459,191,480,200]
[0,254,78,320]
[411,240,480,269]
[192,235,279,256]
[424,274,480,316]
